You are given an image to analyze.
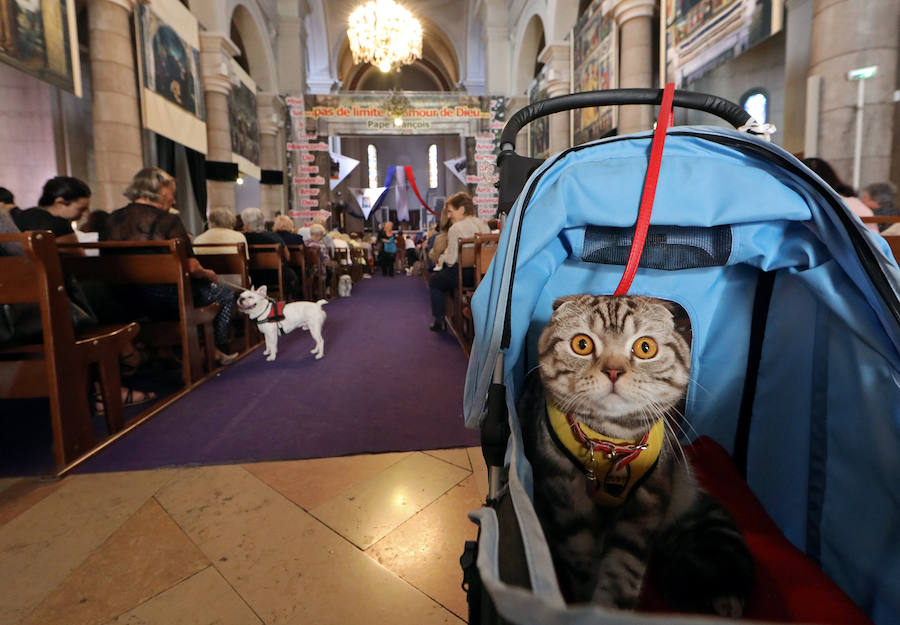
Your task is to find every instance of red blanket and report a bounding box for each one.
[639,436,871,623]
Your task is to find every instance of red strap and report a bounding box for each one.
[403,166,436,214]
[613,83,675,296]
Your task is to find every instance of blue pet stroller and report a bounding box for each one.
[460,88,900,625]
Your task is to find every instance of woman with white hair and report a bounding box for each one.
[194,208,248,256]
[102,168,238,365]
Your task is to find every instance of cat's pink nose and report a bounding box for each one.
[603,368,624,382]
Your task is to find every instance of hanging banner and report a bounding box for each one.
[665,0,783,87]
[329,152,360,190]
[444,156,468,185]
[229,59,260,179]
[349,187,387,220]
[0,0,81,96]
[394,166,409,222]
[135,0,206,154]
[573,0,616,144]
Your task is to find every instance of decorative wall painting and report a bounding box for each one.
[135,0,207,154]
[528,66,550,159]
[665,0,783,87]
[573,0,616,146]
[0,0,81,95]
[228,59,261,178]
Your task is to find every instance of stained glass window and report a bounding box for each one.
[428,144,438,188]
[367,144,378,188]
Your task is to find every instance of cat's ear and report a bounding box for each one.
[552,295,582,311]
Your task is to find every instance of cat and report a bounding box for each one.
[520,294,753,616]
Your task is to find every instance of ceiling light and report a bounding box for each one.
[348,0,422,73]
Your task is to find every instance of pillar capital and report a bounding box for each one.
[257,91,283,136]
[538,43,572,97]
[603,0,656,25]
[199,33,239,94]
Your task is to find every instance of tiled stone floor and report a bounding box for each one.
[0,447,488,625]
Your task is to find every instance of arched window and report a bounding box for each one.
[428,144,438,188]
[367,144,378,188]
[741,89,768,124]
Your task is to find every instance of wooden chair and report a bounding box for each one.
[446,237,477,352]
[248,243,287,301]
[0,232,139,470]
[304,246,327,301]
[59,239,219,387]
[193,242,258,353]
[286,245,308,299]
[474,233,500,287]
[349,247,365,283]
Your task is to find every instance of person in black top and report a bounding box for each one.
[102,167,238,365]
[272,214,304,246]
[12,177,91,244]
[242,207,303,300]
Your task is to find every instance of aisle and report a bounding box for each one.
[78,274,479,472]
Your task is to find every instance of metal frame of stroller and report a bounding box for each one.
[460,89,900,625]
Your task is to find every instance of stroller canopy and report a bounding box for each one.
[465,127,900,624]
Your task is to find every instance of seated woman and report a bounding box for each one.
[272,215,304,246]
[101,167,238,366]
[428,192,490,332]
[10,176,157,409]
[242,207,303,300]
[13,176,92,252]
[194,208,249,257]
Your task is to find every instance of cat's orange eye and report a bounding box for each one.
[632,337,658,359]
[570,334,594,356]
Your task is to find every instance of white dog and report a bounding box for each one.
[237,286,327,361]
[337,274,352,297]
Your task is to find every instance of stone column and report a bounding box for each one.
[808,0,899,189]
[612,0,656,135]
[481,0,511,96]
[538,44,572,155]
[88,0,143,212]
[258,92,284,219]
[199,33,239,212]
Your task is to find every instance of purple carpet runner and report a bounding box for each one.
[77,274,479,472]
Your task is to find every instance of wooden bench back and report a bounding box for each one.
[0,231,94,467]
[474,233,500,287]
[248,243,286,298]
[193,242,250,286]
[58,239,216,385]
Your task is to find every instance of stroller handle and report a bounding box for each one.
[499,88,751,152]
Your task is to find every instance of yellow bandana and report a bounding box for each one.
[545,399,664,507]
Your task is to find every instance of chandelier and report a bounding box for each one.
[383,89,411,126]
[348,0,423,73]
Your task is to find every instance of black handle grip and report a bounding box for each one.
[499,88,751,152]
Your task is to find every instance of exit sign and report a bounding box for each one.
[848,66,877,80]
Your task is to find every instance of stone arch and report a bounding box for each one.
[226,1,278,92]
[513,13,546,96]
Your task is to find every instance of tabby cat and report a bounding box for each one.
[520,294,753,615]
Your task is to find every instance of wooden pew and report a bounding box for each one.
[193,242,258,353]
[0,232,139,470]
[474,233,500,287]
[58,239,219,387]
[303,246,326,301]
[445,237,477,353]
[286,245,308,299]
[349,247,365,283]
[248,243,288,301]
